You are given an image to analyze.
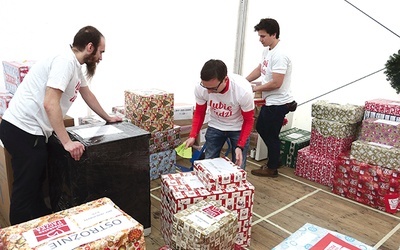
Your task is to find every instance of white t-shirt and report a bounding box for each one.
[3,47,87,139]
[194,73,254,131]
[260,42,293,105]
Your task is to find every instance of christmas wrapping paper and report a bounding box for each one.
[311,100,364,124]
[309,118,358,159]
[365,98,400,117]
[171,199,238,249]
[279,128,311,168]
[124,89,174,132]
[150,149,176,180]
[333,152,400,213]
[193,157,247,191]
[0,197,145,250]
[359,118,400,147]
[294,146,337,187]
[363,109,400,122]
[350,140,400,170]
[149,125,181,154]
[0,91,13,116]
[160,172,254,248]
[2,60,36,94]
[272,223,374,250]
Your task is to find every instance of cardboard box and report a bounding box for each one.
[279,128,311,168]
[0,91,13,116]
[0,143,12,226]
[171,199,238,249]
[63,115,74,127]
[273,223,374,249]
[174,103,194,121]
[193,157,247,191]
[124,89,174,132]
[2,60,36,94]
[0,197,146,249]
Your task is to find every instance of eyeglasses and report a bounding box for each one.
[200,79,223,92]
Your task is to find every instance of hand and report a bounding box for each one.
[107,115,123,123]
[184,137,196,148]
[234,147,243,167]
[64,140,85,161]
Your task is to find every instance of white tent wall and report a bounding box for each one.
[0,0,399,131]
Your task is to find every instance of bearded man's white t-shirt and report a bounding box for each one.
[3,47,87,139]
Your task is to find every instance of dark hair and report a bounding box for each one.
[200,59,227,82]
[254,18,280,39]
[72,26,104,53]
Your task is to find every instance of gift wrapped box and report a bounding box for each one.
[193,157,247,191]
[149,125,181,154]
[309,118,358,159]
[359,118,400,147]
[124,89,174,132]
[150,149,176,180]
[171,199,238,249]
[311,100,364,124]
[0,197,145,250]
[47,122,152,234]
[294,146,337,187]
[279,128,311,168]
[0,91,13,116]
[161,171,254,248]
[2,60,36,94]
[333,152,400,213]
[272,223,374,250]
[365,98,400,117]
[350,140,400,170]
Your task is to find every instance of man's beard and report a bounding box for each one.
[84,53,98,80]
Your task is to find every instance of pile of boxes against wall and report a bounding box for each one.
[332,98,400,213]
[295,100,364,187]
[160,157,254,249]
[0,197,146,249]
[293,99,400,214]
[272,223,374,249]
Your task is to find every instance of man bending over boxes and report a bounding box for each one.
[184,59,254,169]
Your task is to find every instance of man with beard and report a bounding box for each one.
[0,25,121,225]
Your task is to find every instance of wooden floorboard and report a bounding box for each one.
[1,157,399,250]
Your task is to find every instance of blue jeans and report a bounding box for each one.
[256,105,289,170]
[204,126,250,169]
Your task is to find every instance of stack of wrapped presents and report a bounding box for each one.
[332,98,400,213]
[0,197,146,249]
[160,157,254,249]
[124,89,181,180]
[295,100,364,187]
[1,61,36,118]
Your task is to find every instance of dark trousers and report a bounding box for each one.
[0,120,51,225]
[256,105,289,170]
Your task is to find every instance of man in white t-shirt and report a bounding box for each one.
[0,26,122,225]
[184,59,254,169]
[246,18,297,177]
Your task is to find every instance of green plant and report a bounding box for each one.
[384,49,400,94]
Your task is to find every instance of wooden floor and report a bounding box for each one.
[146,157,400,250]
[1,158,399,250]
